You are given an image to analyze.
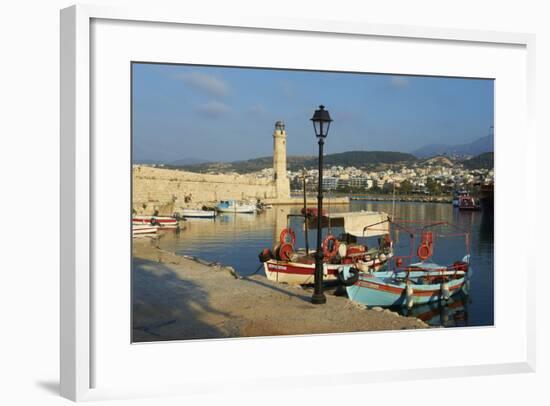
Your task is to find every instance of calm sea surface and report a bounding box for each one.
[157,200,494,327]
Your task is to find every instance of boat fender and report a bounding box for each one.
[258,248,273,263]
[406,281,414,309]
[338,242,347,258]
[322,235,340,258]
[150,217,159,226]
[279,228,296,246]
[417,243,431,261]
[441,282,450,300]
[337,267,359,286]
[395,257,403,268]
[378,253,387,262]
[278,243,294,261]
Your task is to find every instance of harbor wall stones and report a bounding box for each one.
[133,165,277,215]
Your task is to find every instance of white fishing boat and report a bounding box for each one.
[177,209,216,219]
[132,215,178,229]
[216,200,256,213]
[132,224,158,237]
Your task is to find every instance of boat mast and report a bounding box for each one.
[302,168,309,254]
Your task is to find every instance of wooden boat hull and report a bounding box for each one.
[217,206,256,213]
[264,260,339,285]
[263,253,392,285]
[180,209,216,218]
[132,225,158,236]
[132,216,178,228]
[344,268,466,307]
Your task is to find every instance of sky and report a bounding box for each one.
[132,63,494,163]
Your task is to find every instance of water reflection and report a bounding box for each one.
[155,200,494,327]
[400,292,469,327]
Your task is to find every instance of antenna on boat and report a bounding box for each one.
[391,182,396,221]
[327,188,332,235]
[302,168,309,255]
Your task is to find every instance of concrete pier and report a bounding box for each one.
[132,240,427,342]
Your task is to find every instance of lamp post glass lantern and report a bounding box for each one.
[310,105,332,304]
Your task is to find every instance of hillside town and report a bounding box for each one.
[253,156,494,196]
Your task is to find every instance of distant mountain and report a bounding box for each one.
[420,155,454,167]
[170,157,210,165]
[462,152,494,170]
[133,159,165,165]
[315,151,416,168]
[170,151,416,174]
[412,134,493,158]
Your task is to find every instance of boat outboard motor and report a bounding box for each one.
[258,248,273,263]
[337,267,359,287]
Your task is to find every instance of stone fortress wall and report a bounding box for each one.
[132,121,348,216]
[133,165,277,215]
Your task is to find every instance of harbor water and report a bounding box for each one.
[157,200,494,328]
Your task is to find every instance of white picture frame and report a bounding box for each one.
[60,4,536,402]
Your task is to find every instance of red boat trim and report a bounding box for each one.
[356,278,463,296]
[266,261,338,275]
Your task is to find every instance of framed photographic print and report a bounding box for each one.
[61,4,536,402]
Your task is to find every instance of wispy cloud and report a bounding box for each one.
[194,101,230,118]
[248,104,266,115]
[389,76,409,88]
[175,71,230,97]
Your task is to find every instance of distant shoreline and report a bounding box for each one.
[291,193,453,204]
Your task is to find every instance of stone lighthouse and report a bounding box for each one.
[273,121,290,199]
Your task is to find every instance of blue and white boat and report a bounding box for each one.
[340,256,471,308]
[216,200,256,213]
[338,219,472,308]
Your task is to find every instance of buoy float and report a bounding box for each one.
[322,234,340,258]
[406,281,414,309]
[338,242,347,258]
[277,243,294,261]
[279,228,296,245]
[441,281,450,300]
[417,243,431,260]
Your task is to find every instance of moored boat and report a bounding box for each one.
[132,224,158,237]
[216,200,256,213]
[341,257,470,307]
[452,190,469,207]
[177,209,216,219]
[339,220,472,308]
[259,211,394,285]
[458,195,481,211]
[132,215,179,228]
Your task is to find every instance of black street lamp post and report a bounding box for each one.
[310,105,332,305]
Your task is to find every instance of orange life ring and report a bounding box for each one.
[417,243,431,260]
[279,227,296,245]
[322,235,340,258]
[278,243,294,261]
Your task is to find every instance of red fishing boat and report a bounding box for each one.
[259,211,393,285]
[458,195,481,211]
[132,215,179,229]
